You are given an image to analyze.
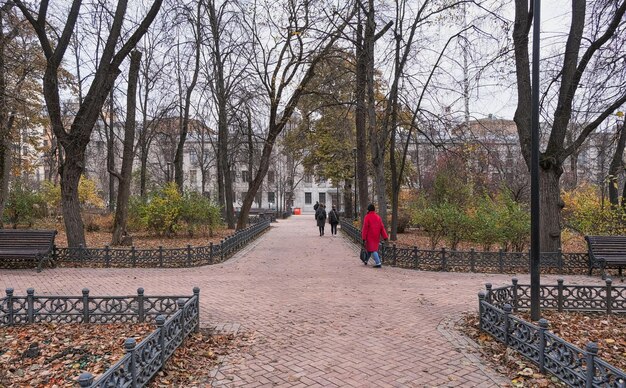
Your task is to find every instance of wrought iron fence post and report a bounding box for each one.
[104,245,110,267]
[52,244,57,262]
[441,247,447,271]
[131,246,137,267]
[6,288,14,325]
[137,288,145,323]
[125,338,137,388]
[503,304,512,346]
[538,318,548,373]
[557,278,564,312]
[177,299,186,339]
[485,283,492,303]
[82,288,90,323]
[159,246,164,267]
[156,315,166,369]
[27,288,34,324]
[413,246,418,269]
[512,278,518,312]
[498,249,504,273]
[187,245,192,267]
[220,239,224,262]
[193,287,200,333]
[209,242,213,264]
[557,248,563,273]
[392,243,397,267]
[478,291,486,331]
[79,244,85,263]
[606,278,613,315]
[470,249,476,272]
[585,342,598,388]
[78,372,94,387]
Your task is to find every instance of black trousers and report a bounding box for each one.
[330,223,337,235]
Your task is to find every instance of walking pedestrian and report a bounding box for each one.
[316,204,327,236]
[328,205,339,235]
[361,203,388,268]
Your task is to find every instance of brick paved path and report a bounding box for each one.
[0,216,604,387]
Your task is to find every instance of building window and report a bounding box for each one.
[255,192,262,206]
[305,192,312,204]
[189,149,198,165]
[268,170,275,183]
[189,169,197,186]
[242,170,250,182]
[268,192,275,203]
[319,192,326,204]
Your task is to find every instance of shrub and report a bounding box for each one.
[562,183,625,236]
[39,176,105,214]
[180,192,222,237]
[141,183,183,237]
[4,181,46,228]
[411,202,469,249]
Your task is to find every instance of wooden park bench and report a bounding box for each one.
[0,229,57,272]
[585,235,626,281]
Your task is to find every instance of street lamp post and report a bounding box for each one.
[353,147,357,220]
[530,0,541,321]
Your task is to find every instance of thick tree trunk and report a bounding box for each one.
[60,157,86,247]
[0,13,10,227]
[539,165,563,252]
[344,179,353,219]
[112,51,141,245]
[355,15,368,223]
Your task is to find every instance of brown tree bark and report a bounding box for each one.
[112,50,141,245]
[608,121,626,208]
[0,4,14,227]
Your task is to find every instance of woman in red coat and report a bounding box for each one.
[361,203,389,268]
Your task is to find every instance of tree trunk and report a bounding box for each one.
[112,50,141,245]
[344,179,353,219]
[355,13,368,223]
[0,10,10,227]
[608,121,626,208]
[539,165,563,252]
[60,156,86,247]
[107,89,116,212]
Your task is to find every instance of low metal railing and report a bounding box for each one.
[340,219,589,275]
[50,218,270,268]
[0,288,200,388]
[479,280,626,387]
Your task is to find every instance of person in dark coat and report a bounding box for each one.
[328,205,339,235]
[361,203,388,268]
[316,204,327,236]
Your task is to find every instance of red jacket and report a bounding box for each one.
[361,211,389,252]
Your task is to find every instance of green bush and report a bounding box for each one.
[128,185,223,237]
[180,192,223,237]
[411,202,469,249]
[4,181,46,228]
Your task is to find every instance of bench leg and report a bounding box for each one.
[37,255,43,273]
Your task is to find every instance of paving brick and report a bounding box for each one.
[0,216,607,387]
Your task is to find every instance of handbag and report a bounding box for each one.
[359,248,369,265]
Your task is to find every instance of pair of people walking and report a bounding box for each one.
[315,204,339,236]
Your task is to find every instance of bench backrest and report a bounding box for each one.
[585,235,626,259]
[0,229,57,252]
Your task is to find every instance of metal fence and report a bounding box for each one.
[340,219,589,275]
[479,280,626,387]
[51,218,270,269]
[0,287,199,388]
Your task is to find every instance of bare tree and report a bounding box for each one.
[15,0,164,247]
[235,0,356,228]
[513,0,626,251]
